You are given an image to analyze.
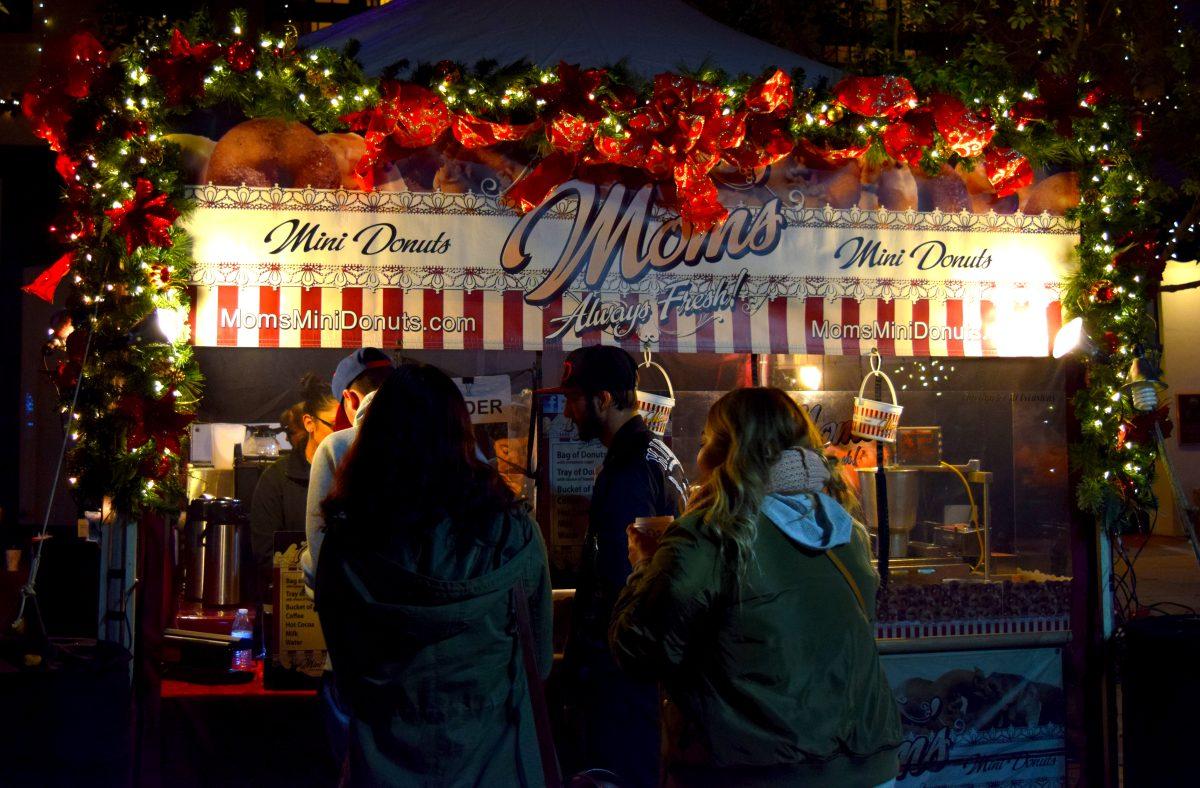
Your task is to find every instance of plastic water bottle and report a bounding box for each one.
[231,608,254,672]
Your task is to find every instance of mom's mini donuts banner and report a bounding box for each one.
[181,116,1078,356]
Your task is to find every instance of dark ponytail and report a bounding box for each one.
[290,373,337,452]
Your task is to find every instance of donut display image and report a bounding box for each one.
[166,113,1080,218]
[860,161,918,211]
[318,132,369,190]
[1018,171,1081,216]
[731,149,1079,217]
[165,133,216,184]
[765,155,862,209]
[204,118,341,189]
[912,164,972,213]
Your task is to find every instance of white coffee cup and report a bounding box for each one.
[631,515,674,538]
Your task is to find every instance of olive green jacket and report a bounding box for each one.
[609,507,902,787]
[316,505,553,787]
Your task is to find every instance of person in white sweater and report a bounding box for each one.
[300,347,392,769]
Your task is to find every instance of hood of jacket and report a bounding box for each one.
[283,446,311,484]
[761,448,853,551]
[329,509,540,635]
[353,389,376,427]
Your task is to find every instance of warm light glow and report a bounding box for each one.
[156,307,188,344]
[1053,317,1086,359]
[798,365,822,391]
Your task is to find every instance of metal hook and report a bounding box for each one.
[868,347,883,374]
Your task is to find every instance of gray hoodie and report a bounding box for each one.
[301,389,376,590]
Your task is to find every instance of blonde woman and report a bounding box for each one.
[609,387,901,788]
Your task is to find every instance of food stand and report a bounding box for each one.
[177,117,1076,788]
[17,3,1168,786]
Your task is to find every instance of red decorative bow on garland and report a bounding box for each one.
[117,392,196,455]
[1114,236,1166,292]
[928,94,996,158]
[104,178,181,256]
[983,147,1034,197]
[879,108,935,165]
[725,70,796,172]
[500,113,603,213]
[147,29,220,105]
[834,75,918,119]
[22,31,109,152]
[589,73,746,229]
[501,63,611,212]
[343,80,451,189]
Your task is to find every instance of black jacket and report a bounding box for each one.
[564,415,689,684]
[249,450,311,598]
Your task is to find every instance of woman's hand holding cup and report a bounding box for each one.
[627,516,673,568]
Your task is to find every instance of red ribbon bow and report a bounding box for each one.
[502,112,601,213]
[104,178,181,256]
[21,31,109,152]
[982,147,1033,198]
[117,393,196,454]
[590,74,746,229]
[343,80,451,189]
[834,75,918,119]
[928,94,996,158]
[879,107,936,165]
[148,30,221,105]
[725,69,796,172]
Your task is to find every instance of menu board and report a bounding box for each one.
[272,533,326,677]
[543,396,606,575]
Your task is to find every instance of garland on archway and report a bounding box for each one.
[19,11,1167,530]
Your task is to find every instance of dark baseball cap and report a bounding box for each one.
[538,346,638,397]
[332,347,393,402]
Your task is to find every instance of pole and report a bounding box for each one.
[1065,358,1118,787]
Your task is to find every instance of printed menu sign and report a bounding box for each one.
[272,534,326,677]
[544,401,606,572]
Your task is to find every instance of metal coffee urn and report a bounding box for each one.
[183,498,211,603]
[201,498,248,608]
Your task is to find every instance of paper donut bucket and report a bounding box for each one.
[851,369,903,443]
[636,360,676,437]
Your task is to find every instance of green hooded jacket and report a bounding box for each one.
[609,502,902,788]
[315,504,553,788]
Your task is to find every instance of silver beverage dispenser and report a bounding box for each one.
[201,498,248,608]
[857,468,921,558]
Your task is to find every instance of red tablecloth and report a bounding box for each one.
[150,661,336,788]
[161,660,315,698]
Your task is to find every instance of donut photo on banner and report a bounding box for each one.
[169,114,1080,217]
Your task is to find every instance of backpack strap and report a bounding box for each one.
[825,549,867,615]
[513,580,563,788]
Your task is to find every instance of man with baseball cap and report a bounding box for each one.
[549,345,688,788]
[301,347,393,766]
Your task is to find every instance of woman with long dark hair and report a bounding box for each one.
[609,387,901,787]
[316,363,552,787]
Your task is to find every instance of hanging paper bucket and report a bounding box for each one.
[637,358,676,437]
[852,352,903,443]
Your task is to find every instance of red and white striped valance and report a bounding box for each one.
[190,283,1064,357]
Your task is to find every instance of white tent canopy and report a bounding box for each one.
[302,0,839,85]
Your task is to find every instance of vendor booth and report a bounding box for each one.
[18,2,1167,785]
